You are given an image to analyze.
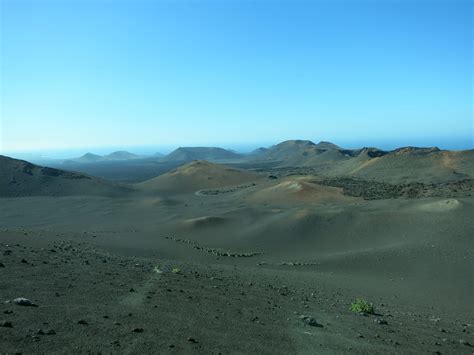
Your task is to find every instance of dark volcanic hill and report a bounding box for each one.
[0,155,131,197]
[245,140,474,183]
[74,152,103,163]
[249,147,269,155]
[314,141,340,149]
[253,140,344,166]
[70,151,143,163]
[103,151,143,161]
[161,147,242,162]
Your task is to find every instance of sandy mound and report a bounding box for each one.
[418,198,461,212]
[0,155,131,197]
[138,160,261,194]
[248,178,352,204]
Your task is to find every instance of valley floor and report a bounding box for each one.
[1,158,473,353]
[0,195,473,354]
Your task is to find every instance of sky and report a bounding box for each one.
[0,0,472,157]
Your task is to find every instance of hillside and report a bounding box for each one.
[161,147,242,162]
[253,140,345,167]
[331,147,474,183]
[69,151,143,163]
[0,155,131,197]
[138,160,261,193]
[73,153,103,163]
[103,151,143,161]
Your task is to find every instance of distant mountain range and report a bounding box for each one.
[13,139,473,184]
[1,137,473,196]
[69,151,146,163]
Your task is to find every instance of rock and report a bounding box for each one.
[0,320,13,328]
[45,329,56,335]
[299,315,323,327]
[21,259,28,264]
[13,298,38,307]
[3,310,13,314]
[132,328,144,333]
[374,318,388,325]
[188,337,198,343]
[0,262,4,267]
[459,339,472,346]
[77,319,88,325]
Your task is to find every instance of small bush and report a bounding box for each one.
[172,268,181,274]
[350,298,374,314]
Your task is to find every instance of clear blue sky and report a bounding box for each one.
[1,0,472,155]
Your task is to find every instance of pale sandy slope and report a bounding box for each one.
[137,160,263,194]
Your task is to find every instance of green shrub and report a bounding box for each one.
[350,298,374,314]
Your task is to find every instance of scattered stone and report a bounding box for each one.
[21,259,28,264]
[13,298,38,307]
[188,337,198,343]
[3,310,13,314]
[132,328,144,333]
[37,329,45,335]
[374,318,388,325]
[77,320,88,325]
[299,315,323,327]
[0,320,13,328]
[45,329,56,335]
[0,262,4,267]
